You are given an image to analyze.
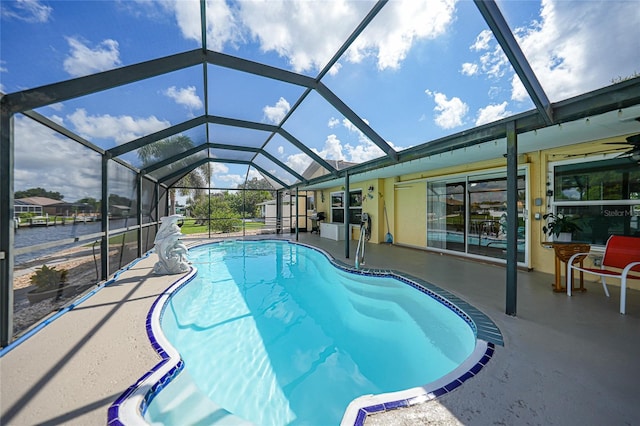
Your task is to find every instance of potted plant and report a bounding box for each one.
[542,212,582,242]
[27,264,69,304]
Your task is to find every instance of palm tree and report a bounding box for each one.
[138,135,209,214]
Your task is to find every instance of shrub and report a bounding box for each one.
[30,265,68,291]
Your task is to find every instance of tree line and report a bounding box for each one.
[14,135,276,231]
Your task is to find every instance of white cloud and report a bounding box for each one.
[164,86,203,110]
[463,28,510,83]
[155,0,456,74]
[216,173,246,187]
[66,108,170,144]
[50,115,64,125]
[341,118,370,144]
[286,152,313,174]
[165,0,244,51]
[327,117,340,128]
[461,62,478,76]
[47,102,64,112]
[327,62,342,76]
[479,45,509,80]
[204,1,244,51]
[314,134,345,161]
[346,0,456,71]
[467,0,640,102]
[13,116,101,201]
[263,97,291,124]
[238,0,367,73]
[475,102,511,126]
[1,0,52,23]
[277,146,284,155]
[471,29,493,52]
[311,132,388,165]
[210,163,229,174]
[286,115,405,169]
[425,90,468,129]
[247,169,262,180]
[343,141,385,163]
[208,163,237,188]
[63,37,122,77]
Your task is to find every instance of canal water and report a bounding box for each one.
[14,218,129,265]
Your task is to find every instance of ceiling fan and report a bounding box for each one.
[604,133,640,163]
[562,133,640,161]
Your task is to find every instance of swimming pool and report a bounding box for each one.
[110,240,499,425]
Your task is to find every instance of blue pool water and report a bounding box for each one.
[147,240,476,425]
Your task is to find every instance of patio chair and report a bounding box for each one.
[566,235,640,314]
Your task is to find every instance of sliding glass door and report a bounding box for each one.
[427,168,527,264]
[427,181,466,253]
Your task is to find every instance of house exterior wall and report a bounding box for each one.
[313,137,639,290]
[383,148,566,277]
[394,182,426,248]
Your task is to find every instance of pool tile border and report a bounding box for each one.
[348,342,496,426]
[107,239,503,426]
[108,268,197,426]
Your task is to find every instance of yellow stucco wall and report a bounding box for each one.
[311,137,639,290]
[394,182,426,247]
[315,179,383,243]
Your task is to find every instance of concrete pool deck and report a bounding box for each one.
[1,234,639,425]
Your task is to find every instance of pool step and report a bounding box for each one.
[145,370,253,425]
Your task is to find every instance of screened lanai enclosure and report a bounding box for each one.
[2,0,640,346]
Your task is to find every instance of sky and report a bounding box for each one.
[1,0,639,202]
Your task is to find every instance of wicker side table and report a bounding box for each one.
[550,242,591,293]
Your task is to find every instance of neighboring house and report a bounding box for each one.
[14,196,65,216]
[109,204,132,218]
[258,192,312,230]
[14,199,43,217]
[258,196,293,229]
[15,197,96,217]
[302,159,357,181]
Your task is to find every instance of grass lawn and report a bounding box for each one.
[179,218,265,235]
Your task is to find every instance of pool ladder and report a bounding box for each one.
[355,223,367,269]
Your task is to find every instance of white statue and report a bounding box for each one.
[153,215,190,274]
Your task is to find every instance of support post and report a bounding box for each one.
[344,172,350,259]
[155,182,160,234]
[208,187,211,239]
[288,190,292,233]
[506,121,518,316]
[0,103,14,347]
[101,156,110,281]
[242,184,246,237]
[295,187,299,241]
[137,173,143,257]
[276,190,282,234]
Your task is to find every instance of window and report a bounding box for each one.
[330,189,362,224]
[330,192,343,223]
[551,157,640,245]
[307,194,315,211]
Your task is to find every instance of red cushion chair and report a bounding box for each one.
[567,235,640,314]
